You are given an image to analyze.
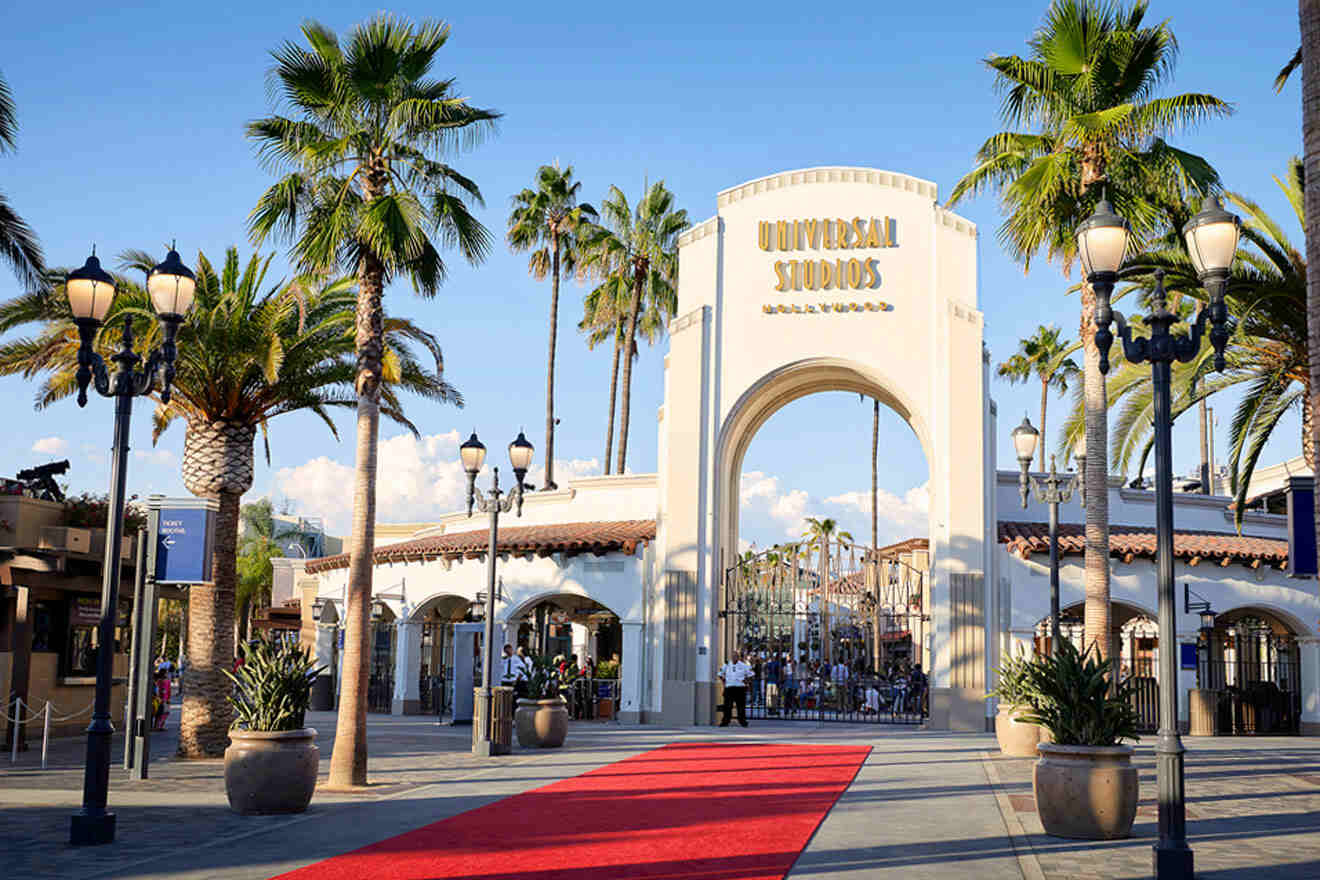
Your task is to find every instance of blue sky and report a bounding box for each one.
[0,1,1305,546]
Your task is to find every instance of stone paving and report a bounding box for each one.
[5,703,1320,879]
[983,737,1320,879]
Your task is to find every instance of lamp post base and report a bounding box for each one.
[70,810,116,846]
[1153,843,1193,879]
[472,739,496,758]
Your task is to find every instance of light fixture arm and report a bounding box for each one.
[75,314,181,407]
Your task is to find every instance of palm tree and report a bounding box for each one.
[0,246,460,755]
[948,0,1230,660]
[997,325,1081,470]
[508,164,596,490]
[579,182,687,474]
[1301,1,1320,578]
[0,71,44,291]
[236,498,283,649]
[1070,160,1308,527]
[578,265,670,474]
[247,15,493,786]
[802,517,851,663]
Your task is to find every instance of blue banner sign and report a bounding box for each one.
[155,505,216,584]
[1179,642,1199,671]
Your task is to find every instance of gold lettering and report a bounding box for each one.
[763,304,775,313]
[774,261,789,292]
[759,221,772,251]
[850,302,861,311]
[833,302,848,312]
[820,259,833,289]
[823,218,833,249]
[803,219,819,249]
[777,221,790,250]
[865,258,880,289]
[852,217,866,249]
[803,260,816,290]
[836,260,845,289]
[836,219,849,249]
[787,259,800,290]
[793,219,800,250]
[866,218,882,248]
[885,216,895,247]
[848,258,863,288]
[793,303,804,313]
[777,304,790,313]
[807,304,817,313]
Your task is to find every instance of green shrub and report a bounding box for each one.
[595,660,619,679]
[224,633,324,731]
[1019,639,1140,747]
[990,648,1034,707]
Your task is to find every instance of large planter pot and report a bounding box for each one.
[1033,743,1138,840]
[515,697,569,748]
[995,705,1047,757]
[224,728,318,815]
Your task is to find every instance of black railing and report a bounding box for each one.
[1201,658,1300,735]
[561,677,621,720]
[743,672,926,724]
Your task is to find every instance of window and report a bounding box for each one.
[30,600,60,653]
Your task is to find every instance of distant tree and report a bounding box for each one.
[0,70,44,291]
[997,325,1081,470]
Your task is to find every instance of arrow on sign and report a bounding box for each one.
[162,535,176,548]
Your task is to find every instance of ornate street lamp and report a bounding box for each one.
[462,430,532,757]
[1011,415,1081,654]
[1084,194,1238,880]
[68,246,195,846]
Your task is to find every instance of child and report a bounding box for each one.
[152,669,171,731]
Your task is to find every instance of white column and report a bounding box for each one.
[393,620,422,714]
[451,622,482,723]
[619,622,644,723]
[1300,637,1320,735]
[571,623,589,661]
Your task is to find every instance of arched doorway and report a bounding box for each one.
[1204,606,1303,734]
[411,595,473,717]
[503,592,626,720]
[659,167,989,729]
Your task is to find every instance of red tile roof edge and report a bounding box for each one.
[998,520,1288,568]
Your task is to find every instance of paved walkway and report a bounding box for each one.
[2,705,1317,879]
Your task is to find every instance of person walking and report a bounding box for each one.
[718,651,752,727]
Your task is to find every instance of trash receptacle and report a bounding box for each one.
[472,686,514,754]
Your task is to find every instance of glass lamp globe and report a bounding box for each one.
[147,248,197,319]
[1011,416,1040,467]
[459,432,487,475]
[66,251,117,323]
[1182,195,1241,276]
[508,431,534,473]
[1076,196,1131,277]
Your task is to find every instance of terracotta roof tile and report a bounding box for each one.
[304,520,655,574]
[998,521,1288,569]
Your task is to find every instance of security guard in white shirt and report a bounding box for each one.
[718,651,753,727]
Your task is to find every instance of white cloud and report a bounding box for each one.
[740,470,815,537]
[275,430,606,535]
[133,448,177,467]
[739,470,930,546]
[32,436,67,454]
[824,481,929,543]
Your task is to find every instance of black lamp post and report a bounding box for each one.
[1011,416,1083,655]
[461,430,533,757]
[1083,194,1239,880]
[67,246,195,846]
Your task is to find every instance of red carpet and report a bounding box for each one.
[274,742,870,880]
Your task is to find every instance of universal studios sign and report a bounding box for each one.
[757,216,896,315]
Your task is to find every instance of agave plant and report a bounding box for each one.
[990,648,1035,708]
[1018,639,1140,747]
[224,633,326,732]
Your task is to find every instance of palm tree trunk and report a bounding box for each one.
[236,597,251,653]
[1302,0,1320,578]
[819,536,830,665]
[615,264,645,475]
[328,234,386,788]
[871,399,879,548]
[603,328,622,475]
[1304,382,1316,473]
[178,490,238,757]
[1038,378,1049,472]
[1199,395,1211,494]
[544,235,560,490]
[1081,282,1112,663]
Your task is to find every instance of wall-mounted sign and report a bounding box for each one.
[151,498,217,585]
[758,217,897,294]
[1179,642,1198,670]
[762,301,892,316]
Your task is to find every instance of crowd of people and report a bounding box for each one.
[497,644,620,720]
[727,651,928,721]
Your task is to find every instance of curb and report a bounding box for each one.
[979,751,1046,880]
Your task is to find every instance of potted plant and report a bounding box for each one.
[990,649,1048,757]
[515,655,569,748]
[222,633,324,814]
[1020,640,1141,840]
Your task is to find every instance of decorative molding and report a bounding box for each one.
[948,300,983,326]
[715,167,940,208]
[677,216,720,248]
[934,204,977,238]
[670,306,708,335]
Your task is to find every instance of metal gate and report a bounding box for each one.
[720,539,929,724]
[366,621,395,714]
